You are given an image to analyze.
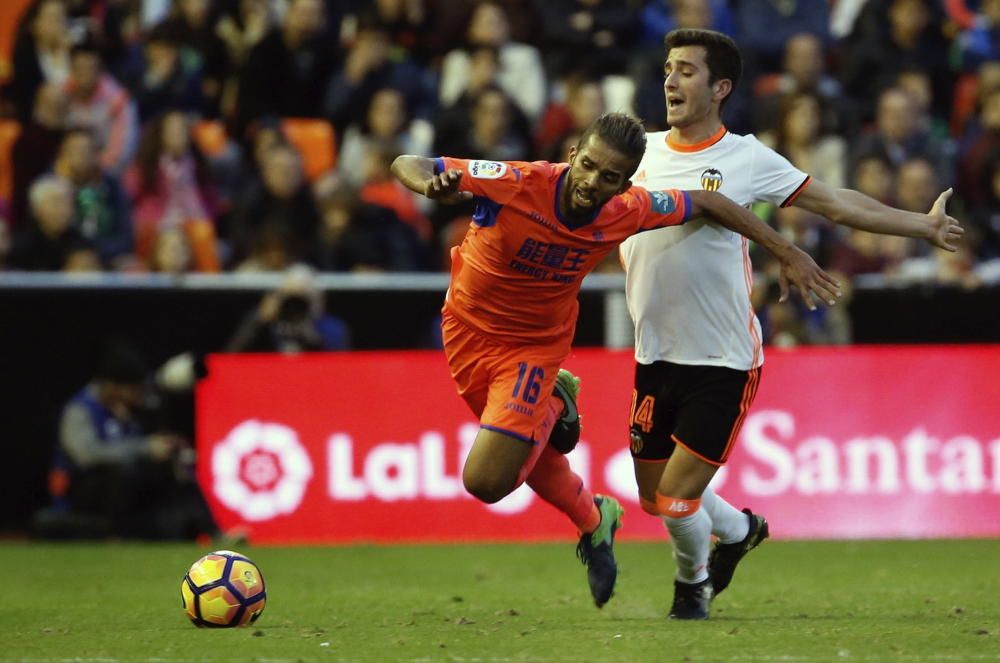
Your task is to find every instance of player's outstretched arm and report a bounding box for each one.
[686,189,841,310]
[390,155,472,204]
[794,179,964,251]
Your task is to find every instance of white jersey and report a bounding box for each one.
[620,128,811,370]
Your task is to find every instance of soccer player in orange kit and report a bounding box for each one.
[391,112,840,607]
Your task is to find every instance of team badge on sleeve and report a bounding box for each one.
[650,191,677,214]
[469,160,508,179]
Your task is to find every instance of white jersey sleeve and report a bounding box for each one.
[746,136,811,207]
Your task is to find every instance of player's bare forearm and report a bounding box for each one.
[391,155,436,196]
[797,183,926,236]
[795,180,963,251]
[686,190,793,258]
[390,155,472,203]
[686,189,841,308]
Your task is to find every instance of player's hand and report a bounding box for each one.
[777,246,842,311]
[926,188,964,252]
[424,168,473,204]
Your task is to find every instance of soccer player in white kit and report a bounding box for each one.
[620,29,964,619]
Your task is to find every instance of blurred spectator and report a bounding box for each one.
[214,0,273,122]
[632,0,724,131]
[969,150,1000,259]
[228,143,320,263]
[851,150,896,204]
[536,75,604,161]
[434,85,530,162]
[773,92,847,189]
[234,0,337,138]
[531,0,638,77]
[753,273,853,347]
[894,244,984,288]
[363,0,430,60]
[65,40,140,175]
[8,174,98,271]
[234,220,301,272]
[832,153,911,277]
[226,266,349,352]
[771,205,840,268]
[752,33,852,137]
[148,226,197,274]
[52,128,134,266]
[125,24,203,122]
[439,2,546,120]
[312,180,426,272]
[337,87,433,188]
[123,110,220,271]
[851,87,953,185]
[358,141,432,245]
[324,18,433,134]
[432,46,530,156]
[10,82,68,229]
[9,0,71,123]
[736,0,829,78]
[38,341,219,540]
[895,157,941,214]
[886,157,940,260]
[215,0,272,76]
[839,0,952,120]
[157,0,231,116]
[953,0,1000,71]
[957,87,1000,208]
[639,0,735,46]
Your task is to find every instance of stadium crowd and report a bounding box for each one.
[0,0,998,347]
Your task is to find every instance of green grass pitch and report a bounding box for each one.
[1,540,998,662]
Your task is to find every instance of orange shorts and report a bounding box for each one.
[441,309,570,445]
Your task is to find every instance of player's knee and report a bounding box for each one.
[463,470,515,504]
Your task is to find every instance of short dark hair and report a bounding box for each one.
[664,29,742,111]
[577,112,647,171]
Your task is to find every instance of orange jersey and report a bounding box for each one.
[437,157,691,344]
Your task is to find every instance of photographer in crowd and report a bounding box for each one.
[226,266,350,354]
[40,341,219,540]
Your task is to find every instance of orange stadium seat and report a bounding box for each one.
[191,119,230,158]
[0,119,23,204]
[0,0,33,84]
[281,118,337,181]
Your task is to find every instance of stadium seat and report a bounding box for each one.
[191,119,230,158]
[0,118,22,204]
[281,117,338,182]
[0,0,33,85]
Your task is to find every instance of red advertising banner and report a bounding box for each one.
[196,347,1000,543]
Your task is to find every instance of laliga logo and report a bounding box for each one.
[212,420,314,521]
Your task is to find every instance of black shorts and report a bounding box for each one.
[628,361,761,466]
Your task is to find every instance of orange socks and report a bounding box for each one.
[526,445,600,532]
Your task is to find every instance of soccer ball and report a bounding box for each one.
[181,550,267,628]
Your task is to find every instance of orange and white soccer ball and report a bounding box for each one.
[181,550,267,628]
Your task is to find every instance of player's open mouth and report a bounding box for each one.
[574,189,594,205]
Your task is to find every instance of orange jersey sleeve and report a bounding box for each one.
[435,157,529,205]
[623,187,691,231]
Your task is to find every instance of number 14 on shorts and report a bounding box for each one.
[512,363,544,404]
